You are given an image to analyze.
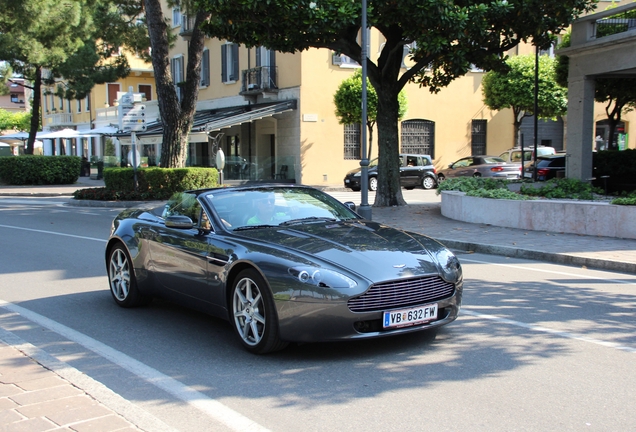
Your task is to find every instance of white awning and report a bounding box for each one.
[37,128,81,139]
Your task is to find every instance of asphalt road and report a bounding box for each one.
[1,196,635,431]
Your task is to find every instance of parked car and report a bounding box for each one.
[343,154,438,191]
[106,185,463,354]
[498,146,556,164]
[524,154,566,181]
[437,156,521,181]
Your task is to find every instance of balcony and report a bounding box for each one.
[179,15,197,41]
[240,66,278,101]
[44,111,74,127]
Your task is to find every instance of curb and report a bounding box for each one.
[438,238,636,274]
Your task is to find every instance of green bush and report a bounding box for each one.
[436,177,510,194]
[466,188,531,200]
[74,167,219,201]
[520,178,601,200]
[0,155,80,185]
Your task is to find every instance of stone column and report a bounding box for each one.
[565,73,595,181]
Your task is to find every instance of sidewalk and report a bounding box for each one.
[1,179,635,431]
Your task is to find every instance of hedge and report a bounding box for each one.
[0,155,80,185]
[74,167,220,200]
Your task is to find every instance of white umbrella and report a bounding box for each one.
[37,128,81,139]
[78,125,119,137]
[0,131,30,141]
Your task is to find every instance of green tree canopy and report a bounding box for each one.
[0,0,149,154]
[334,69,407,160]
[0,109,32,132]
[195,0,596,206]
[482,54,568,147]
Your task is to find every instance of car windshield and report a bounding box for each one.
[204,187,361,230]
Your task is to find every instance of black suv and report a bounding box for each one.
[343,154,438,191]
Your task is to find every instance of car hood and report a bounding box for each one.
[234,221,445,282]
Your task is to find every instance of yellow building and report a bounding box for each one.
[39,52,156,160]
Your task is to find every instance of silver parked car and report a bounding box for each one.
[437,156,521,181]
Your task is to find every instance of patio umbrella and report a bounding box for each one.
[37,128,81,139]
[78,125,119,137]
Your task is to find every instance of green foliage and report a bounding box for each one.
[0,63,11,96]
[436,177,511,194]
[611,195,636,206]
[0,155,80,185]
[333,69,407,125]
[482,54,568,118]
[466,188,531,200]
[0,109,32,132]
[75,167,220,200]
[520,178,601,200]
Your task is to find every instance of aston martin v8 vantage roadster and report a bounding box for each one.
[106,185,463,354]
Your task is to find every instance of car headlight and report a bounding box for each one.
[434,249,463,283]
[288,266,357,288]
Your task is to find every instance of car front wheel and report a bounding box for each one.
[107,244,151,307]
[369,176,378,191]
[422,176,436,189]
[231,269,288,354]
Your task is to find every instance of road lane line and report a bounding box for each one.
[460,257,636,286]
[0,300,271,432]
[461,308,636,353]
[0,224,106,242]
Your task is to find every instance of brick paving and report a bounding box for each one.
[0,342,142,432]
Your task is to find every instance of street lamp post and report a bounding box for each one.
[358,0,372,220]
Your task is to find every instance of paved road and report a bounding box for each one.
[0,195,635,431]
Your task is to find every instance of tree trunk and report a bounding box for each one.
[144,0,210,168]
[25,66,42,155]
[374,88,406,207]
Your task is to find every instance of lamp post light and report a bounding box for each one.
[358,0,372,220]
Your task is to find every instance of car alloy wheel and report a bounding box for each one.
[422,176,436,189]
[231,269,288,354]
[369,176,378,191]
[107,244,151,307]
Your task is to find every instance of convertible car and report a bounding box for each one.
[106,185,463,354]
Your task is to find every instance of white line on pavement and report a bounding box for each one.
[0,224,106,242]
[0,300,271,432]
[461,308,636,354]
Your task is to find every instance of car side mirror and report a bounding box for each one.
[165,215,194,229]
[448,164,453,168]
[343,201,356,212]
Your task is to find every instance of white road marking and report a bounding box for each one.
[460,256,636,286]
[461,308,636,353]
[0,224,106,242]
[0,300,271,432]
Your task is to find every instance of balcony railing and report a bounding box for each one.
[179,15,197,40]
[44,112,73,126]
[240,66,278,94]
[593,13,636,39]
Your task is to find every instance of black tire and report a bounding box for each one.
[230,269,288,354]
[107,244,152,307]
[422,176,436,190]
[368,176,378,191]
[472,172,482,178]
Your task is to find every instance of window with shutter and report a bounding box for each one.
[200,49,210,87]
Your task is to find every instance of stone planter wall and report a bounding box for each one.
[441,191,636,240]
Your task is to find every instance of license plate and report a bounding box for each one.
[383,303,438,329]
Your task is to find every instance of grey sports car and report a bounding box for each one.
[106,185,463,354]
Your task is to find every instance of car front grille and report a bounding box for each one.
[348,276,455,313]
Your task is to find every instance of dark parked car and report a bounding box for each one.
[343,154,438,191]
[437,156,521,181]
[106,185,463,354]
[524,154,566,181]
